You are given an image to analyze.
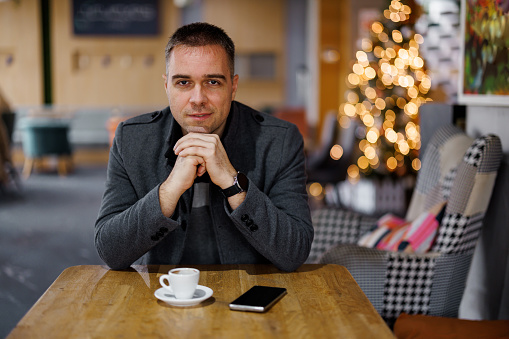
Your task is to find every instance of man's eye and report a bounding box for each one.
[176,80,189,86]
[208,80,220,85]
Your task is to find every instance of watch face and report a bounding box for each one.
[237,172,249,191]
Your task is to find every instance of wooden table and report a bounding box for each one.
[8,264,394,338]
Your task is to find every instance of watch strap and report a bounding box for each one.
[221,172,248,198]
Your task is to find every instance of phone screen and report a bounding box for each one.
[229,285,287,312]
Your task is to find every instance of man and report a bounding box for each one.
[95,22,313,272]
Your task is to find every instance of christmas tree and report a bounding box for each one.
[339,0,431,180]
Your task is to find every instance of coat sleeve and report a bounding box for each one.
[94,123,179,270]
[227,124,314,272]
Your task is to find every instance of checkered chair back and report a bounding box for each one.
[378,133,502,325]
[405,125,474,221]
[307,125,472,264]
[432,134,502,254]
[314,126,503,327]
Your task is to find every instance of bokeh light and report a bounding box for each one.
[342,0,425,177]
[330,145,344,160]
[308,182,323,197]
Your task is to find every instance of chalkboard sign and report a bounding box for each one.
[73,0,159,36]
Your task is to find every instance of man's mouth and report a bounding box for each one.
[188,113,212,120]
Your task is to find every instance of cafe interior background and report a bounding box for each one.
[1,0,508,336]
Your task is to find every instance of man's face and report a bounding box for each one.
[164,44,239,136]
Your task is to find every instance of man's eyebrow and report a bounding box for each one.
[171,74,191,80]
[204,74,227,80]
[171,74,227,80]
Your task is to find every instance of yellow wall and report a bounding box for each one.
[50,0,178,107]
[203,0,286,109]
[1,0,290,113]
[0,1,43,106]
[317,0,351,137]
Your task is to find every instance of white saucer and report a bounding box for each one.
[155,285,213,307]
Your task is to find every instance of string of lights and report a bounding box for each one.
[338,0,431,181]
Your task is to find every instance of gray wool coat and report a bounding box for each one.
[95,101,313,272]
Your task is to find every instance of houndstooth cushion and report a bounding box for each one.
[433,212,484,254]
[382,253,436,325]
[463,137,485,167]
[320,244,441,327]
[477,134,503,173]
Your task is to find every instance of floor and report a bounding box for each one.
[0,156,108,337]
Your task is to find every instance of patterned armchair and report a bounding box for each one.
[306,125,503,326]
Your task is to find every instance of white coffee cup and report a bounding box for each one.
[159,268,200,299]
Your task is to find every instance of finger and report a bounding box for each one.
[196,164,207,177]
[174,138,215,155]
[185,156,206,177]
[175,154,205,172]
[174,133,219,154]
[177,146,215,159]
[190,154,206,168]
[168,155,204,192]
[174,133,209,148]
[183,132,218,142]
[175,141,210,155]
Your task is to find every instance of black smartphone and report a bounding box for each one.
[229,285,287,313]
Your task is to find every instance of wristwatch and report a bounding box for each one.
[221,172,249,198]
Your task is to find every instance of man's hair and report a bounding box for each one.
[165,22,235,79]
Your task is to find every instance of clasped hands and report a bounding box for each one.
[172,132,236,191]
[159,133,241,216]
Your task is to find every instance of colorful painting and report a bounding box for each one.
[459,0,509,105]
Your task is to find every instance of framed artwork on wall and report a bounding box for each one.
[458,0,509,106]
[73,0,159,36]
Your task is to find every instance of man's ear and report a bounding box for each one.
[162,74,168,90]
[231,74,239,101]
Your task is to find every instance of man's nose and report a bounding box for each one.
[190,85,208,106]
